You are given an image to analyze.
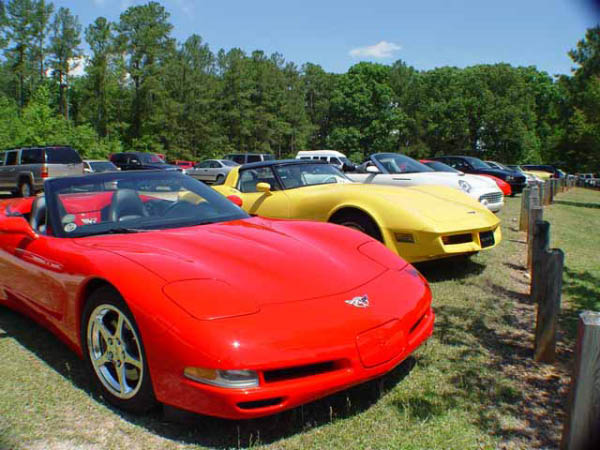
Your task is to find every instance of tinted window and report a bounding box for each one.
[46,147,82,164]
[195,161,211,168]
[111,154,125,164]
[263,154,274,161]
[463,157,490,170]
[238,167,279,192]
[424,161,460,173]
[221,160,238,166]
[21,148,45,164]
[6,151,18,166]
[247,155,261,163]
[274,164,351,189]
[0,152,5,166]
[228,154,245,164]
[209,161,221,168]
[319,157,328,161]
[138,153,165,164]
[89,161,118,172]
[331,158,341,165]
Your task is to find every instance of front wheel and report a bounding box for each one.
[81,286,156,413]
[331,211,383,242]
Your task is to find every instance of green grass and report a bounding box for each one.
[1,188,598,449]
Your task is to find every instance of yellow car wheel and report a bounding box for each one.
[330,209,383,242]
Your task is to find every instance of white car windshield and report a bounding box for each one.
[372,153,433,174]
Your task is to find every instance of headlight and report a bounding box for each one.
[506,176,515,182]
[458,180,472,193]
[184,367,259,388]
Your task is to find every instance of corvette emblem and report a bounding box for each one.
[345,295,370,308]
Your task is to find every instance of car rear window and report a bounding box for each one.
[21,148,45,164]
[247,155,261,163]
[45,147,82,164]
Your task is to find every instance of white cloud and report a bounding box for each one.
[349,41,402,59]
[69,56,87,78]
[92,0,106,6]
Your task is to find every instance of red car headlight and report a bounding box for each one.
[162,279,260,320]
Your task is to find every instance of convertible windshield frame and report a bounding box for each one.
[370,153,434,174]
[44,171,249,238]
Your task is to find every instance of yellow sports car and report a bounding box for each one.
[213,160,502,263]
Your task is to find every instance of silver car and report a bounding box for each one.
[0,146,84,197]
[187,159,239,184]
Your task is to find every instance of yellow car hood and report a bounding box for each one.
[337,183,498,229]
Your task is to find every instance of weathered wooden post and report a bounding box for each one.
[543,181,552,206]
[561,311,600,450]
[519,186,530,232]
[533,245,564,362]
[527,206,543,270]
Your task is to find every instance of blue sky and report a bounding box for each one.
[54,0,598,76]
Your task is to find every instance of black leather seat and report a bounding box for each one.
[107,189,148,222]
[30,196,46,233]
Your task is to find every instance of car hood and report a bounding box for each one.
[332,183,496,226]
[74,217,390,304]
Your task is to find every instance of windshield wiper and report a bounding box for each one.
[80,227,148,237]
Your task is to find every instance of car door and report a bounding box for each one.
[189,161,211,180]
[208,161,222,181]
[0,229,68,319]
[235,167,290,217]
[0,150,19,189]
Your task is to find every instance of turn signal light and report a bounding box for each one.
[184,367,259,388]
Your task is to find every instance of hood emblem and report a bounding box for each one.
[345,295,370,308]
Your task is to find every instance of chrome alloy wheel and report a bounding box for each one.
[87,304,143,400]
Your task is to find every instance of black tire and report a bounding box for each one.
[81,286,156,414]
[215,174,225,184]
[18,180,33,198]
[330,210,383,242]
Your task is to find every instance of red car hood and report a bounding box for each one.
[75,217,391,304]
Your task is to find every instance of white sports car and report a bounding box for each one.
[346,153,504,212]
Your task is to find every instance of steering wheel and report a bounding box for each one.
[161,201,190,217]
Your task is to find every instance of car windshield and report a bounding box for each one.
[90,161,117,172]
[340,157,352,166]
[273,163,352,189]
[423,161,460,173]
[222,160,238,166]
[507,165,524,174]
[464,157,491,169]
[45,171,249,238]
[138,153,165,164]
[372,153,433,174]
[490,161,509,170]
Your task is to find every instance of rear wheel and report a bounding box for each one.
[215,174,225,184]
[81,286,156,414]
[331,210,383,242]
[18,180,32,198]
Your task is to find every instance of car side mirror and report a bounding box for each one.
[227,195,243,207]
[256,182,271,193]
[0,216,38,240]
[366,165,380,174]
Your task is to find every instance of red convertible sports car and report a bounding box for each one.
[0,171,434,419]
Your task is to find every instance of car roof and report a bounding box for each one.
[241,159,328,170]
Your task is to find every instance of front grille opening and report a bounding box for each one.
[237,397,284,410]
[263,360,342,383]
[479,192,503,203]
[409,312,427,335]
[442,233,472,245]
[479,230,495,248]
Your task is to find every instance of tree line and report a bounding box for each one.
[0,0,598,171]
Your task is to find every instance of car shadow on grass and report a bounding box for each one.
[0,305,417,448]
[415,256,486,283]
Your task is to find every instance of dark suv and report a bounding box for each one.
[110,152,180,172]
[433,155,527,194]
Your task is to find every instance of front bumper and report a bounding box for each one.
[147,269,434,419]
[386,224,502,263]
[508,181,526,194]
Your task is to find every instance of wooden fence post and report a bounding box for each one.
[519,186,530,232]
[533,247,564,362]
[561,311,600,450]
[543,181,552,206]
[527,206,544,270]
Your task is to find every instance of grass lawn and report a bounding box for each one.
[1,188,598,449]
